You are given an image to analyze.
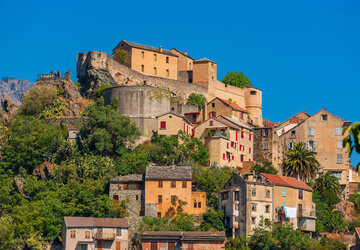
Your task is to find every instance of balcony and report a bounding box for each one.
[204,131,230,139]
[95,232,115,240]
[297,208,316,219]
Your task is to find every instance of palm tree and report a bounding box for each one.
[282,142,320,181]
[313,171,341,195]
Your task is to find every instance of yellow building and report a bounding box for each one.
[144,165,206,218]
[194,116,253,169]
[156,112,193,137]
[113,40,178,80]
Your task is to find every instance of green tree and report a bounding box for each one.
[343,121,360,169]
[313,172,341,196]
[80,97,140,156]
[282,142,320,181]
[200,209,225,231]
[113,49,128,65]
[187,93,206,110]
[141,213,198,231]
[192,165,234,193]
[252,161,278,175]
[19,85,57,117]
[1,116,67,174]
[222,72,253,88]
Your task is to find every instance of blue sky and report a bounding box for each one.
[1,0,359,163]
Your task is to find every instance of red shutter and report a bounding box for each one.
[241,131,244,138]
[249,147,251,153]
[241,155,244,162]
[249,159,251,161]
[232,155,234,160]
[187,125,189,134]
[160,121,166,129]
[236,131,238,140]
[223,153,225,159]
[249,134,252,141]
[227,142,229,149]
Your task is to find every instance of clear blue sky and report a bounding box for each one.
[1,0,359,163]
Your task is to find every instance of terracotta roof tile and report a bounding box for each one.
[219,98,247,112]
[260,173,312,191]
[213,117,238,130]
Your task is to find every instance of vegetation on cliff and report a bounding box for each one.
[222,72,253,88]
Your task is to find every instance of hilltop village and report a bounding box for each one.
[0,40,359,249]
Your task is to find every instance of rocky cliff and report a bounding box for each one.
[0,78,35,105]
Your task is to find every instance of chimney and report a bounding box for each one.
[184,51,187,55]
[159,46,163,53]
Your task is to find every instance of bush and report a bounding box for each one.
[96,85,113,99]
[187,93,206,110]
[20,86,57,117]
[113,49,128,65]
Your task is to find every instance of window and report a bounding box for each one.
[249,147,251,153]
[251,217,256,224]
[194,200,197,208]
[153,67,157,75]
[70,230,76,238]
[198,202,201,208]
[160,121,166,129]
[209,121,213,126]
[265,205,270,213]
[189,62,191,69]
[210,111,216,118]
[227,142,229,149]
[171,180,176,188]
[234,204,239,210]
[282,202,286,207]
[266,190,270,198]
[171,196,176,204]
[250,91,257,95]
[282,188,286,197]
[337,140,342,149]
[113,195,119,201]
[249,134,252,141]
[141,65,144,72]
[158,181,163,187]
[166,57,169,63]
[336,127,342,136]
[166,69,169,77]
[212,103,215,108]
[264,129,269,137]
[154,54,157,61]
[234,191,239,201]
[240,112,244,120]
[332,171,342,180]
[291,130,296,136]
[157,212,161,218]
[241,155,244,162]
[252,188,256,197]
[264,143,269,150]
[241,131,244,138]
[116,228,122,236]
[306,140,316,152]
[182,181,187,188]
[158,195,162,203]
[321,114,328,121]
[251,204,257,211]
[337,154,343,164]
[141,51,144,58]
[298,190,303,200]
[309,127,314,137]
[85,231,90,239]
[136,195,139,200]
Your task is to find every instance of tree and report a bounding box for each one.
[343,121,360,169]
[1,116,67,174]
[140,213,198,231]
[282,142,320,181]
[19,86,57,117]
[80,97,140,156]
[200,209,225,231]
[313,172,341,196]
[222,72,252,88]
[252,161,278,175]
[192,165,234,193]
[187,93,206,110]
[113,49,128,65]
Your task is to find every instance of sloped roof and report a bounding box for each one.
[142,231,225,240]
[155,112,192,124]
[145,165,192,181]
[110,174,144,183]
[64,217,128,228]
[194,57,216,63]
[219,116,252,130]
[171,48,195,60]
[212,117,239,130]
[216,98,247,112]
[260,173,312,191]
[120,40,177,57]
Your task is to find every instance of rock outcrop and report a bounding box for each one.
[14,177,31,200]
[336,200,356,221]
[1,93,19,123]
[0,78,35,105]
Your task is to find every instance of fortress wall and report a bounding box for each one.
[207,80,247,108]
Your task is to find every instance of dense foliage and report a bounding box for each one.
[252,161,278,175]
[343,121,360,168]
[222,72,252,88]
[313,171,341,195]
[113,49,128,65]
[187,93,206,110]
[282,142,320,181]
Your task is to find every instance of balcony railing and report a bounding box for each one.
[204,131,230,139]
[297,209,316,218]
[95,232,115,240]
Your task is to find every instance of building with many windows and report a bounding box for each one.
[219,173,315,238]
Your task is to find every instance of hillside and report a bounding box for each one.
[0,77,35,105]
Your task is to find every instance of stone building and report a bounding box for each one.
[113,40,179,80]
[141,231,226,250]
[194,116,253,168]
[273,108,354,196]
[62,216,128,250]
[144,165,206,218]
[219,173,315,238]
[170,48,194,83]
